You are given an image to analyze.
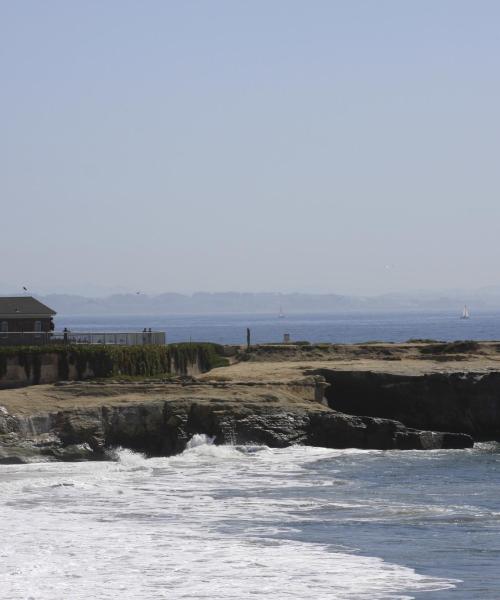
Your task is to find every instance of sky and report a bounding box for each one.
[1,1,499,296]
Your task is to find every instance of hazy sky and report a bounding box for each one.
[1,1,499,296]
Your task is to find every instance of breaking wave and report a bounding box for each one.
[2,442,487,599]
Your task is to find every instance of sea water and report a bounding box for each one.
[59,310,500,345]
[1,438,500,599]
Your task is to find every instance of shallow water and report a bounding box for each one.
[1,439,499,599]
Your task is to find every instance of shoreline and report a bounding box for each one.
[4,340,500,463]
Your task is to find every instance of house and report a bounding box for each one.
[0,296,56,338]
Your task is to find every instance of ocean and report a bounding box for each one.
[57,310,500,345]
[2,311,500,598]
[1,438,500,599]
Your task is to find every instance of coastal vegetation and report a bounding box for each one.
[169,342,229,373]
[0,342,229,384]
[419,340,481,355]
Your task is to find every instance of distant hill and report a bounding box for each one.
[29,290,500,315]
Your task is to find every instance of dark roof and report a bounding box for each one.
[0,296,56,317]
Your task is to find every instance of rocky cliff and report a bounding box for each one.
[0,379,472,463]
[316,370,500,440]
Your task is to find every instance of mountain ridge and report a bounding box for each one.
[1,290,496,315]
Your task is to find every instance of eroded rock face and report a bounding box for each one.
[0,395,474,464]
[316,370,500,440]
[307,412,472,450]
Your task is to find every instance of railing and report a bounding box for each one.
[0,331,166,346]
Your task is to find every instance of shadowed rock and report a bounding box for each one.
[0,390,473,463]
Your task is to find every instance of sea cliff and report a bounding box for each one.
[4,340,499,463]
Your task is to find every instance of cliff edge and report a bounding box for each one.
[0,374,472,463]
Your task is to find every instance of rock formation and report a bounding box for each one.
[0,379,473,464]
[316,370,500,440]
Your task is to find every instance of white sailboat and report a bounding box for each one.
[278,305,285,319]
[460,305,470,320]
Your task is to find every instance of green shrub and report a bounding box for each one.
[0,342,228,382]
[420,340,480,355]
[168,342,229,374]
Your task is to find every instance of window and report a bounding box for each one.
[34,321,42,337]
[1,321,7,338]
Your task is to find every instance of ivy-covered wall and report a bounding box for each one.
[0,343,229,386]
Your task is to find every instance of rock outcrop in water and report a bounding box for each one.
[0,379,473,463]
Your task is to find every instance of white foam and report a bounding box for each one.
[115,447,150,470]
[185,433,216,449]
[0,444,459,600]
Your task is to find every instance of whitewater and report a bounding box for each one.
[1,438,500,599]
